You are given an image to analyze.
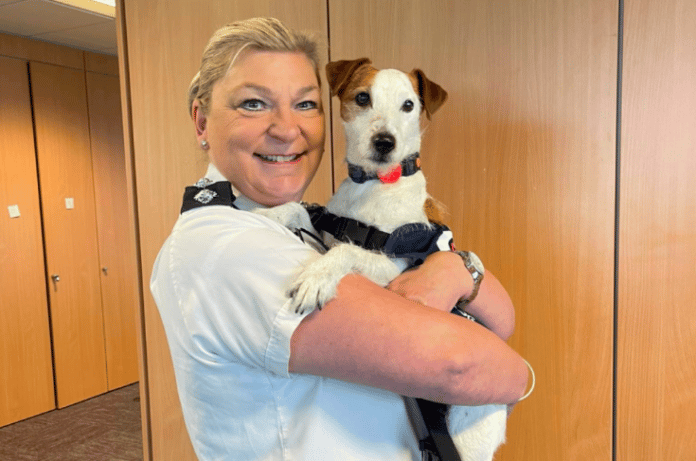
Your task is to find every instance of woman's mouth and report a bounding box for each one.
[254,153,304,163]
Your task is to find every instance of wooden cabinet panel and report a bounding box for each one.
[30,62,108,408]
[328,1,617,459]
[86,71,139,390]
[0,56,55,427]
[618,0,696,458]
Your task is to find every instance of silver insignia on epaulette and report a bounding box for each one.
[195,178,214,188]
[194,189,217,204]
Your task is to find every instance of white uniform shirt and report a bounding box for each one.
[151,164,420,460]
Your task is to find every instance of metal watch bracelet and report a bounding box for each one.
[454,250,484,308]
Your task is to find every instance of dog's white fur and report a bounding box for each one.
[258,58,507,461]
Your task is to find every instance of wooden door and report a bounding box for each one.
[328,1,617,459]
[617,0,696,458]
[86,70,139,390]
[30,61,108,408]
[0,56,55,427]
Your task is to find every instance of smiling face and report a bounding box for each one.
[193,50,325,206]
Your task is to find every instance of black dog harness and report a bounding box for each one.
[305,204,453,267]
[305,204,476,461]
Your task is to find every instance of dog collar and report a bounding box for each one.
[347,153,421,184]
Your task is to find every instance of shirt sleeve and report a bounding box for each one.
[163,208,320,377]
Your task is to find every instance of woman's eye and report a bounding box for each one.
[402,99,414,112]
[355,92,371,107]
[297,100,318,110]
[240,99,266,111]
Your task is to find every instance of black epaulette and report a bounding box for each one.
[180,179,237,214]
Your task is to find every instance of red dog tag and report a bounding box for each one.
[378,164,402,184]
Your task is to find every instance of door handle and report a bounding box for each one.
[51,274,60,291]
[102,267,108,275]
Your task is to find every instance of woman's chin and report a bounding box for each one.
[255,182,305,206]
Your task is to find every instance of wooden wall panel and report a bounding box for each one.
[618,0,696,458]
[84,51,120,76]
[0,32,84,69]
[86,71,139,391]
[0,56,55,427]
[31,62,108,408]
[328,1,617,459]
[120,1,330,458]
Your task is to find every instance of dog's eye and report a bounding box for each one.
[355,92,371,107]
[402,100,415,112]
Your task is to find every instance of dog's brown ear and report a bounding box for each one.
[411,69,448,119]
[326,58,372,97]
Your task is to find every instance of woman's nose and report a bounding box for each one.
[267,107,301,142]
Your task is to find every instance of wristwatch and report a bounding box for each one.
[454,250,484,308]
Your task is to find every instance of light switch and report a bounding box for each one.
[8,205,20,218]
[65,198,75,209]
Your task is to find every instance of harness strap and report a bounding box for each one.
[305,204,391,251]
[304,204,452,267]
[404,396,463,461]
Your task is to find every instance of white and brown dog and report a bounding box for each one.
[278,58,454,314]
[259,58,509,461]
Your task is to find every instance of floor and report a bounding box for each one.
[0,383,143,461]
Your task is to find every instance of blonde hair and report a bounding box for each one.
[188,17,322,117]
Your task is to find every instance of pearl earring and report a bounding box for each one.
[200,140,209,149]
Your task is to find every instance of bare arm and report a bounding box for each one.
[289,273,528,406]
[464,271,516,341]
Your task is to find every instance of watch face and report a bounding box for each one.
[467,251,484,274]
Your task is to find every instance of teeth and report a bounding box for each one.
[256,154,301,163]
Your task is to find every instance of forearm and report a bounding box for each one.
[290,274,529,406]
[462,271,516,341]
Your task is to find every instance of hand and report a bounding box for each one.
[386,251,470,312]
[387,250,517,341]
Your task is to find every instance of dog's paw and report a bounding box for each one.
[287,244,402,315]
[287,265,341,315]
[255,202,313,231]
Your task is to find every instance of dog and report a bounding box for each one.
[272,57,453,313]
[257,58,509,461]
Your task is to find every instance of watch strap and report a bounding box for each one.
[455,250,484,308]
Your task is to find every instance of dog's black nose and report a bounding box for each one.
[372,132,396,161]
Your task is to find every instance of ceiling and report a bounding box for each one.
[0,0,117,55]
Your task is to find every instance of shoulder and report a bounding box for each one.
[176,205,299,247]
[163,205,319,276]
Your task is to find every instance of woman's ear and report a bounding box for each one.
[192,100,207,140]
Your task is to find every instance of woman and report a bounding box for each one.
[151,17,528,460]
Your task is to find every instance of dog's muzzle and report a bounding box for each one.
[371,132,396,163]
